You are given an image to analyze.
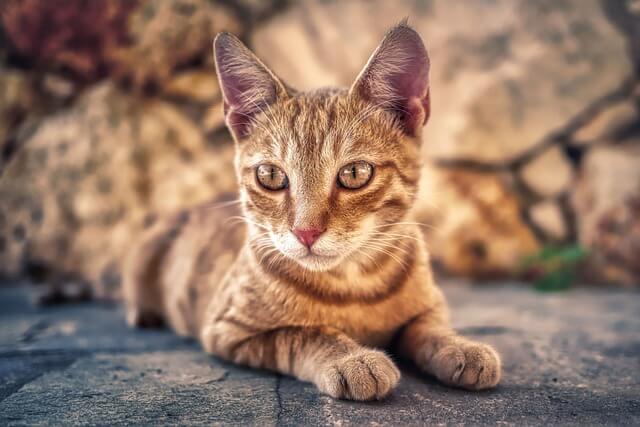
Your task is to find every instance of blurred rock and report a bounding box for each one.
[586,195,640,287]
[413,165,539,277]
[529,201,567,241]
[520,146,574,197]
[110,0,242,88]
[0,70,33,136]
[41,74,76,100]
[202,102,226,134]
[1,0,136,81]
[163,69,221,103]
[252,0,631,163]
[573,99,639,145]
[0,83,236,298]
[1,0,242,86]
[573,143,640,286]
[0,68,44,165]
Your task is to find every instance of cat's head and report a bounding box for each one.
[213,23,430,272]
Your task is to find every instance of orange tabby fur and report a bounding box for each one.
[124,24,501,400]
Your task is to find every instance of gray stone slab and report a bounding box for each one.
[0,287,190,353]
[0,351,278,426]
[0,282,639,425]
[0,350,82,404]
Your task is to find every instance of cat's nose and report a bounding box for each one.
[292,227,325,248]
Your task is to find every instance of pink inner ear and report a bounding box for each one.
[405,92,430,134]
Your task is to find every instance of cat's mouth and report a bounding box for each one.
[301,252,337,260]
[296,252,342,271]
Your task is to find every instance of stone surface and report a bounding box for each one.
[572,143,640,246]
[0,281,639,425]
[520,146,574,197]
[0,69,43,158]
[251,0,632,163]
[579,194,640,288]
[163,69,221,103]
[573,99,639,145]
[413,164,539,277]
[110,0,242,87]
[1,0,242,85]
[572,143,640,286]
[529,201,567,241]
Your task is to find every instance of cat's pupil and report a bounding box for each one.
[256,164,288,190]
[337,161,373,189]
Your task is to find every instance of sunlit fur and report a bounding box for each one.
[124,24,501,401]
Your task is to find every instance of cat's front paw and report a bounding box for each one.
[317,349,400,401]
[430,341,501,390]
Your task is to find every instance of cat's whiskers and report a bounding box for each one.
[201,199,242,211]
[358,240,409,271]
[265,247,287,272]
[257,246,281,267]
[224,215,271,232]
[372,221,435,231]
[371,231,423,243]
[247,232,280,266]
[351,246,381,271]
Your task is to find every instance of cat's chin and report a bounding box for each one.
[294,253,343,272]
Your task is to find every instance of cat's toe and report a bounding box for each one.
[431,342,501,390]
[318,349,400,401]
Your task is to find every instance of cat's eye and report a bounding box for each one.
[256,164,288,191]
[337,161,374,189]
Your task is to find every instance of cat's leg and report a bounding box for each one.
[122,218,185,328]
[396,290,501,390]
[201,324,400,401]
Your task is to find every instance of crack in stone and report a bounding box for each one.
[19,319,50,343]
[0,351,81,404]
[274,374,284,426]
[433,78,633,174]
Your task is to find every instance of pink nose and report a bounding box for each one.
[292,227,325,248]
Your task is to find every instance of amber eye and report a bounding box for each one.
[256,164,288,191]
[337,161,374,189]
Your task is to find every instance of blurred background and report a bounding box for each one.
[0,0,638,300]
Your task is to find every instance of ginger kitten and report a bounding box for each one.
[123,23,501,400]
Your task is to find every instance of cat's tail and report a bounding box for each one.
[122,211,189,328]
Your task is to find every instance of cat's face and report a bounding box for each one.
[235,93,422,271]
[214,24,430,271]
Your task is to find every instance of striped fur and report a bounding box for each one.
[124,24,500,401]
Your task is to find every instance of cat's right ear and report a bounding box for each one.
[213,33,289,140]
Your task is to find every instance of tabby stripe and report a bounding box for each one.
[376,197,410,212]
[377,161,419,186]
[246,187,279,211]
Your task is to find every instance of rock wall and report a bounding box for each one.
[0,0,638,295]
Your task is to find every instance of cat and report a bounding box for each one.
[123,23,501,401]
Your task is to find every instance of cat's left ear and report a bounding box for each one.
[213,32,290,140]
[350,22,430,137]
